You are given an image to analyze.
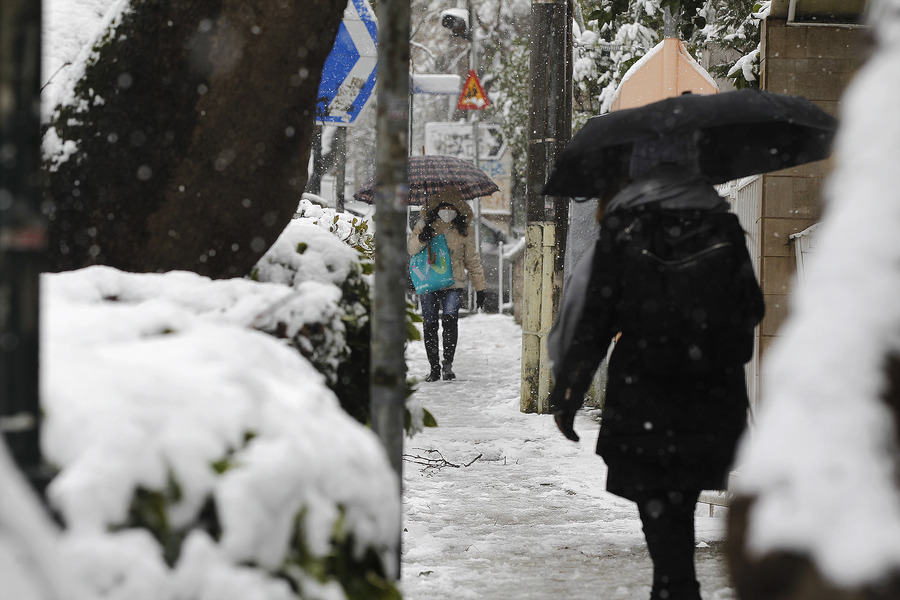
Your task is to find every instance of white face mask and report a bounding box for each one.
[438,209,457,223]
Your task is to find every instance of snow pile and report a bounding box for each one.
[1,203,400,599]
[736,0,900,587]
[256,197,373,290]
[0,442,83,600]
[253,199,379,420]
[34,266,400,599]
[256,199,431,435]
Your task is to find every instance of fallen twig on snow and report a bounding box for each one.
[402,448,482,472]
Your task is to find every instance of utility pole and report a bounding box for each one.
[521,0,572,414]
[371,0,409,575]
[0,0,48,492]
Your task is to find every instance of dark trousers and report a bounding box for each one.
[633,490,702,600]
[420,289,462,368]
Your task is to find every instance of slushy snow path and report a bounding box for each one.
[402,313,736,600]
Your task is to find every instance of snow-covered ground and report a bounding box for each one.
[402,314,735,599]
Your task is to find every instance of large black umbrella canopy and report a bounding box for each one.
[354,154,500,205]
[542,89,838,198]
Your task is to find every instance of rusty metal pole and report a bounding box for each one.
[370,0,409,576]
[0,0,48,494]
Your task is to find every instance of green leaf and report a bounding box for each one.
[210,458,232,474]
[296,242,308,254]
[406,320,421,342]
[422,408,438,428]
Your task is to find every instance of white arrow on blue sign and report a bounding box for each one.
[316,0,378,126]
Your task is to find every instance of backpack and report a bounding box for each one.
[612,209,763,375]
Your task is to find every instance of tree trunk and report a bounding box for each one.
[45,0,346,278]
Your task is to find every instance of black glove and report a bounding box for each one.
[419,223,435,242]
[553,411,579,442]
[476,290,485,310]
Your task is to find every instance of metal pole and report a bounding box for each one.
[408,88,414,157]
[0,0,48,494]
[521,0,571,413]
[498,241,504,314]
[335,127,347,212]
[308,124,324,195]
[371,0,409,578]
[466,0,482,311]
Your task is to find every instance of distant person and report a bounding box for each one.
[548,131,765,600]
[408,188,487,382]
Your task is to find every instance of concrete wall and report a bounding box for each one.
[757,19,867,366]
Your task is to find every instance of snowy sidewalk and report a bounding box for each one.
[401,314,736,600]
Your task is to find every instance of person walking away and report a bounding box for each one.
[548,131,765,600]
[408,188,488,382]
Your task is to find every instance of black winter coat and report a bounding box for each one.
[549,168,765,500]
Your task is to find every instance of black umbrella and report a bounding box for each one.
[542,89,838,198]
[353,155,500,205]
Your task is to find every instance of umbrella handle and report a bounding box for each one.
[427,242,435,264]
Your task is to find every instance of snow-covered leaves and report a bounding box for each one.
[39,266,400,599]
[253,198,375,424]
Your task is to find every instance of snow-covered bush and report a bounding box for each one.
[38,266,401,600]
[253,198,434,434]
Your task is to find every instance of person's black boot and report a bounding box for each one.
[441,315,458,380]
[423,321,441,382]
[425,365,442,382]
[441,360,456,381]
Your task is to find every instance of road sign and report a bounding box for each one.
[457,69,490,110]
[411,74,461,96]
[316,0,378,126]
[424,122,506,161]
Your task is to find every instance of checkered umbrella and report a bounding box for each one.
[353,155,499,205]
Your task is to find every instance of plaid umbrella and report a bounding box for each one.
[353,155,500,205]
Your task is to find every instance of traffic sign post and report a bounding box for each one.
[316,0,378,126]
[455,67,490,297]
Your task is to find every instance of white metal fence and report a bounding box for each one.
[717,175,763,415]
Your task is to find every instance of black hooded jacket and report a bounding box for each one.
[548,166,764,499]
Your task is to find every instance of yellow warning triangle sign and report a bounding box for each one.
[457,69,491,110]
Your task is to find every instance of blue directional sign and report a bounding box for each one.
[316,0,378,126]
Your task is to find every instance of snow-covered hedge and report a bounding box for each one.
[254,198,432,434]
[36,266,401,600]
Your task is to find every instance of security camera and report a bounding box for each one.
[440,8,469,38]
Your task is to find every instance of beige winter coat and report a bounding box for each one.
[407,189,487,292]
